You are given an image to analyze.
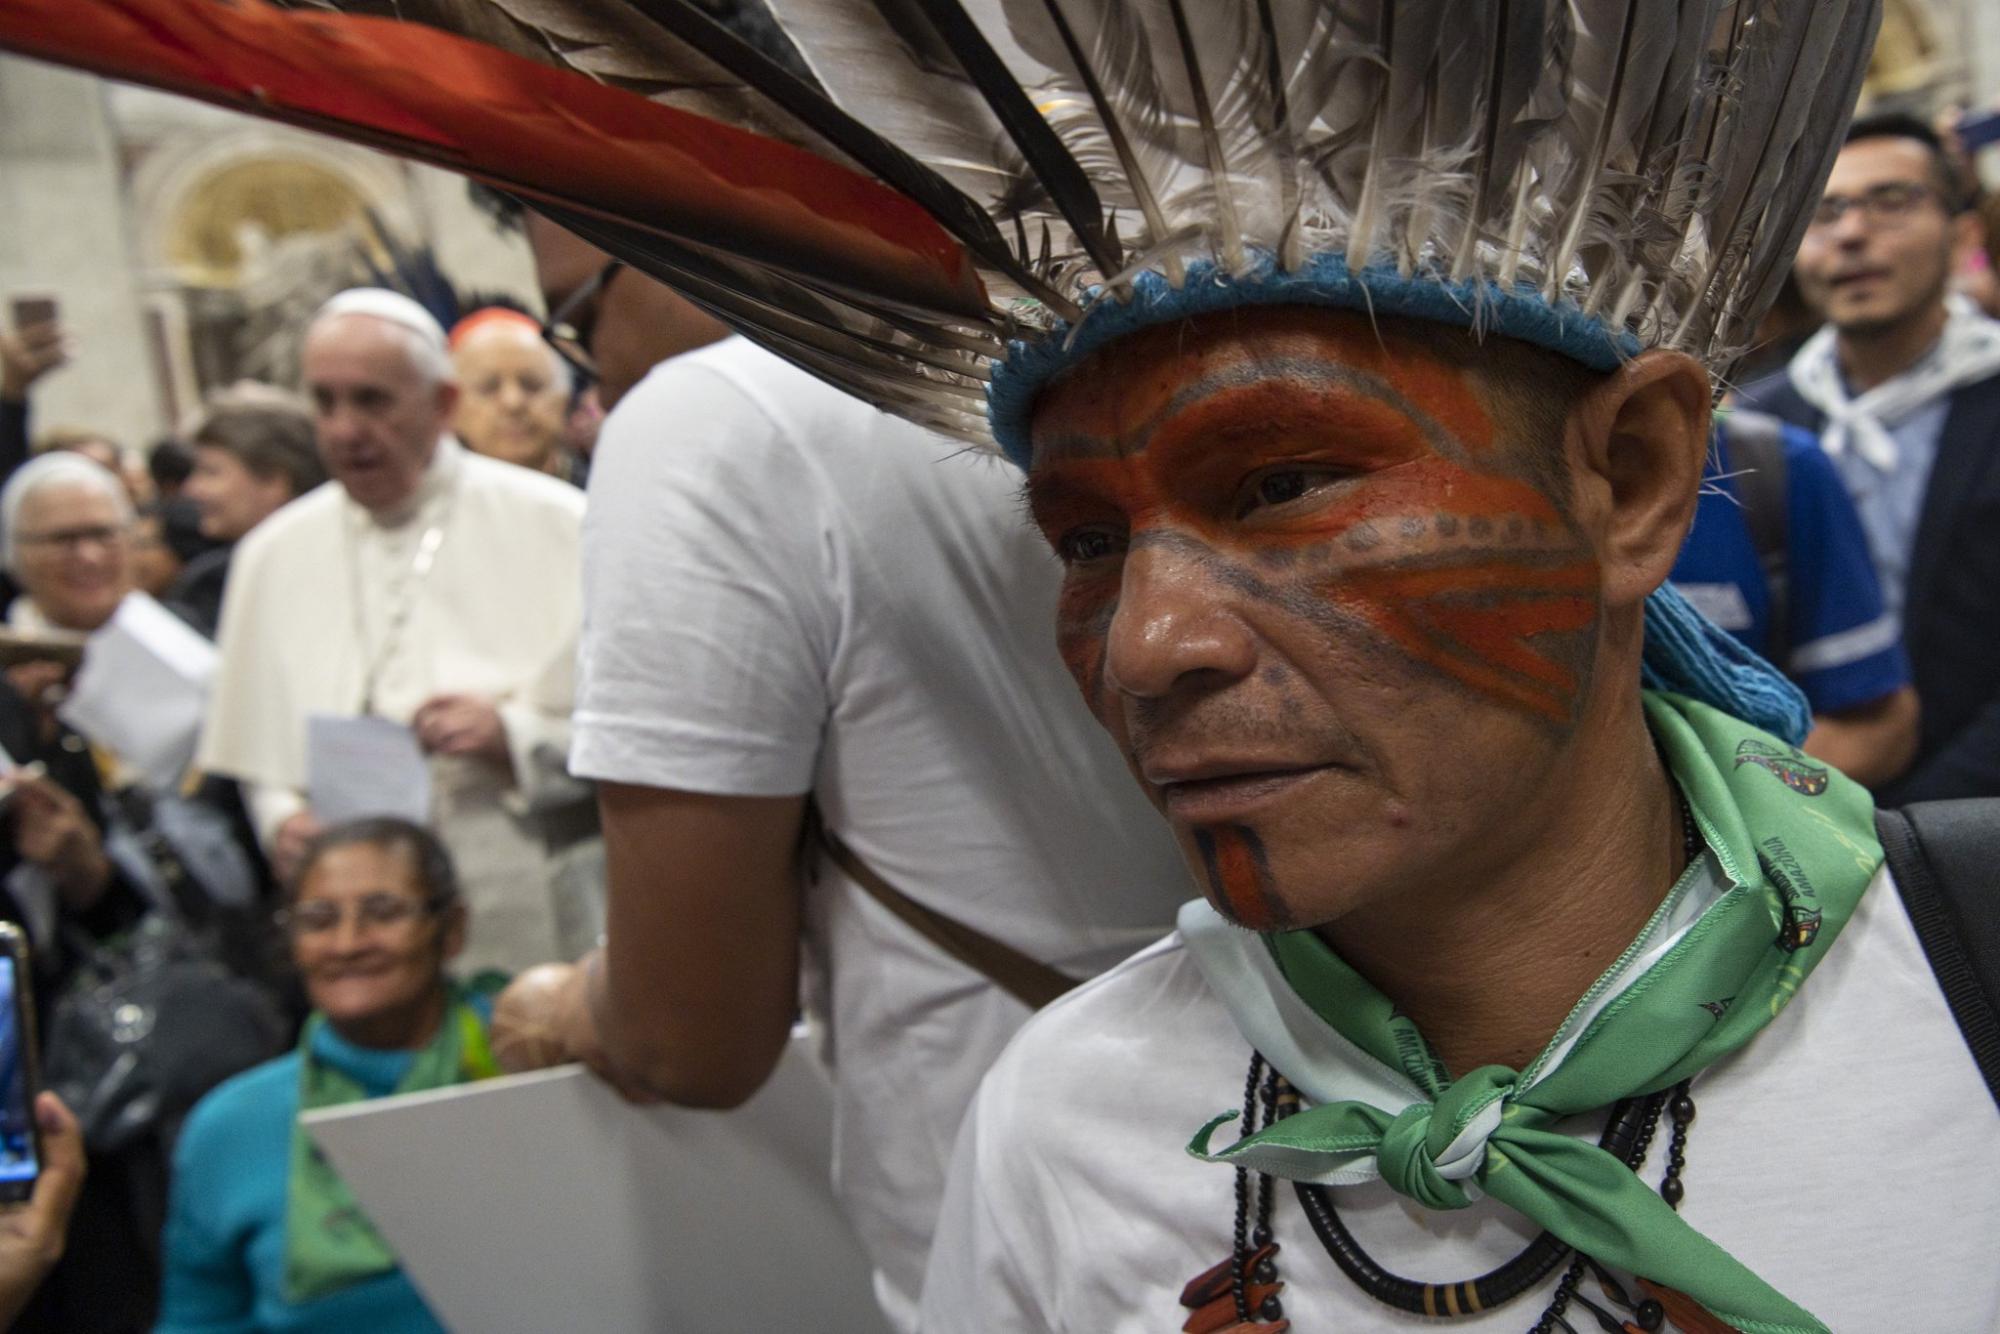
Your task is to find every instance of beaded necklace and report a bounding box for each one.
[1181,795,1707,1334]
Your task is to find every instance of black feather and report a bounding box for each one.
[903,0,1121,273]
[616,0,1078,316]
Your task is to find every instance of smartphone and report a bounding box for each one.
[0,923,41,1204]
[1960,109,2000,155]
[0,629,84,673]
[8,294,57,333]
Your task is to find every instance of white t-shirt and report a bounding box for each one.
[571,338,1191,1330]
[922,868,2000,1332]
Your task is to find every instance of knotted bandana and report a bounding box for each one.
[1787,296,2000,471]
[283,992,500,1304]
[1185,692,1882,1334]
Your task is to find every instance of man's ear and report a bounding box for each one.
[1951,210,1987,267]
[435,377,461,423]
[1564,349,1711,612]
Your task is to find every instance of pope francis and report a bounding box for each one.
[198,289,597,976]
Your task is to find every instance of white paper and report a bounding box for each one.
[58,593,216,791]
[306,714,432,825]
[305,1038,889,1334]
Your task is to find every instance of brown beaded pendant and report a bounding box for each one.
[1636,1279,1744,1334]
[1179,1245,1289,1332]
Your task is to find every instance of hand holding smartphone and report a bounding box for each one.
[0,927,40,1206]
[0,926,41,1205]
[7,297,56,334]
[3,295,67,400]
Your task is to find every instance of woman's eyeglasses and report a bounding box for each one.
[279,893,446,938]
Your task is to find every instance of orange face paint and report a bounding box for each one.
[1192,824,1288,931]
[1027,308,1601,932]
[1032,318,1597,726]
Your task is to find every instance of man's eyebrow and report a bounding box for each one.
[1021,467,1091,516]
[1145,356,1473,463]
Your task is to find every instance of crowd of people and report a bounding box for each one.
[0,275,602,1330]
[0,2,1995,1332]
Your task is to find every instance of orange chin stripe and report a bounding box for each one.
[1194,824,1286,930]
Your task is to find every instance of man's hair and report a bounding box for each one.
[291,816,461,908]
[191,385,327,499]
[1844,110,1972,214]
[148,438,194,491]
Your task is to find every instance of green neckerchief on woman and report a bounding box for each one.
[1184,692,1883,1334]
[283,988,501,1304]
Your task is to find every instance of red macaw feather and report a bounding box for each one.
[0,0,987,321]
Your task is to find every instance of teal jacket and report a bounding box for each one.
[154,1022,451,1334]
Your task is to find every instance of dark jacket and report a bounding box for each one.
[165,545,231,640]
[1737,368,2000,802]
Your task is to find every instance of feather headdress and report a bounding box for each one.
[0,0,1880,461]
[0,0,1879,742]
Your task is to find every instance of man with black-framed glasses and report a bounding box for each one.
[1742,112,2000,801]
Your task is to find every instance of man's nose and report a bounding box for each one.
[1824,204,1873,248]
[1102,536,1257,700]
[319,403,363,445]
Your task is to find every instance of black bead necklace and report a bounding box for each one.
[1204,786,1705,1330]
[1220,1059,1698,1331]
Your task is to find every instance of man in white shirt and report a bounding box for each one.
[494,216,1188,1330]
[198,289,595,975]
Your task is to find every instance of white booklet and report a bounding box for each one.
[59,593,215,792]
[305,713,432,825]
[303,1038,888,1333]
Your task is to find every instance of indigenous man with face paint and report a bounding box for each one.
[863,5,1999,1333]
[11,1,1997,1330]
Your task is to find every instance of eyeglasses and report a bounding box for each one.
[540,260,626,385]
[16,524,128,553]
[279,892,446,938]
[1808,181,1937,230]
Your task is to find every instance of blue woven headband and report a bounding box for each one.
[985,255,1810,744]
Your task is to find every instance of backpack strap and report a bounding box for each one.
[1718,409,1791,665]
[1874,801,2000,1109]
[809,809,1080,1011]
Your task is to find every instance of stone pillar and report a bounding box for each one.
[0,54,165,451]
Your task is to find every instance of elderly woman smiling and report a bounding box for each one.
[1,452,135,640]
[157,819,499,1334]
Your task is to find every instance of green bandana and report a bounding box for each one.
[1184,692,1883,1334]
[282,993,500,1304]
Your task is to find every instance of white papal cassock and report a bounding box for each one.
[199,437,597,975]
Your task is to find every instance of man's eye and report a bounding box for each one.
[1056,528,1123,564]
[1237,466,1346,518]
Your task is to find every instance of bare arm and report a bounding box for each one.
[1801,685,1920,789]
[583,782,807,1108]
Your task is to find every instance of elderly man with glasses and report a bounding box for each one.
[198,289,599,976]
[1740,112,2000,802]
